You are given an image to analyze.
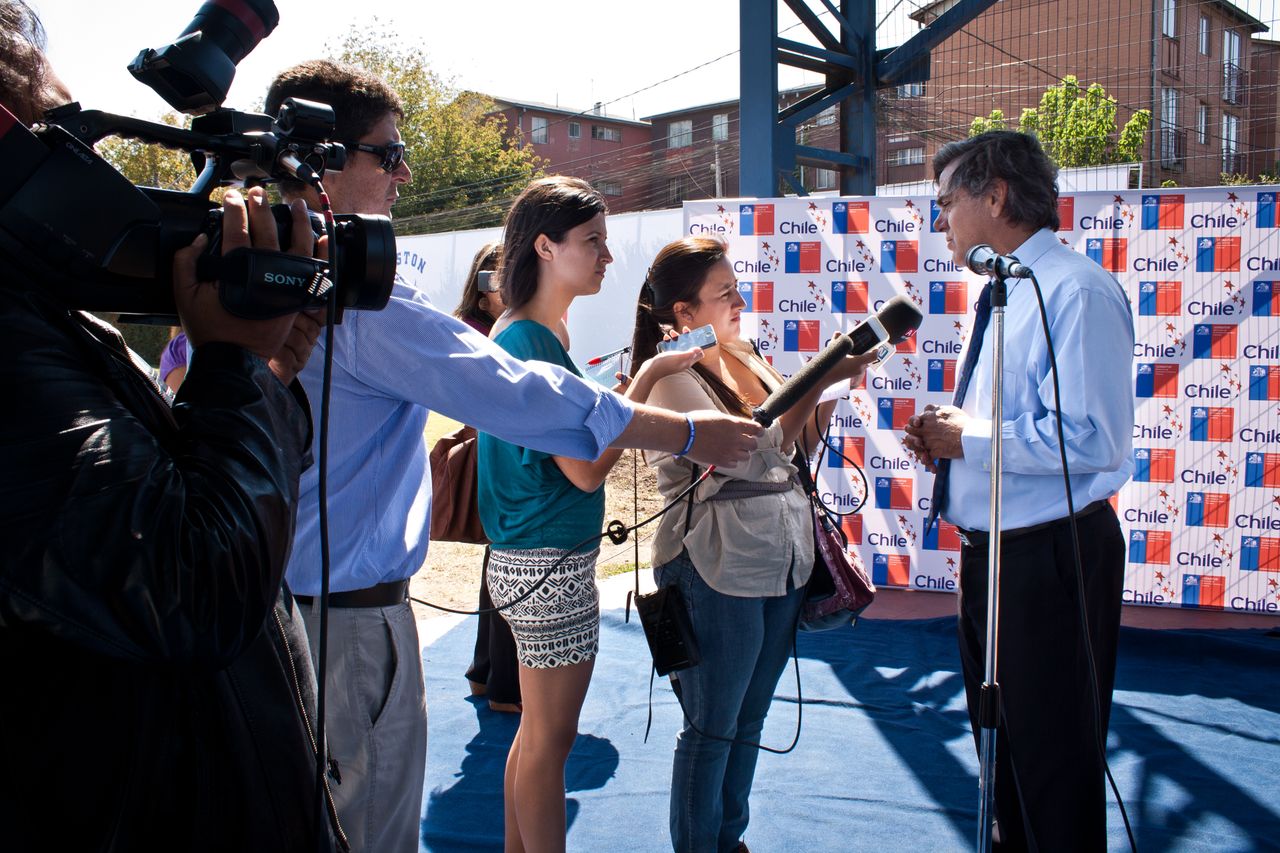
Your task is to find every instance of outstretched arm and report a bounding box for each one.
[553,348,704,492]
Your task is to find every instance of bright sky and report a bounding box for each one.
[38,0,1279,124]
[37,0,815,121]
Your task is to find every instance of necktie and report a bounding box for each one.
[924,282,992,535]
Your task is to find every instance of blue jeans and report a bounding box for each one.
[654,551,805,853]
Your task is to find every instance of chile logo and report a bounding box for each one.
[739,204,774,236]
[1138,281,1182,316]
[1141,194,1185,230]
[1196,236,1241,272]
[832,201,869,234]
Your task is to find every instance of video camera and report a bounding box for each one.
[0,0,395,321]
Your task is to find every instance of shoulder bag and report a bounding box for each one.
[794,449,875,631]
[429,425,490,545]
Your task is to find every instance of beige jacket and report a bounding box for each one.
[645,341,813,597]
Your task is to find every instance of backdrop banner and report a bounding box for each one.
[684,188,1280,614]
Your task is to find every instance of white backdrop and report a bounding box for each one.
[392,187,1280,613]
[684,189,1280,614]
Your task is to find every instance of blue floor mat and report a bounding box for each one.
[420,612,1280,852]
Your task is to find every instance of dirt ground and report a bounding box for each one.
[409,417,666,620]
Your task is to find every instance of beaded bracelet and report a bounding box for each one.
[674,413,696,457]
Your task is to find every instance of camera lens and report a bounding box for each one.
[180,0,280,67]
[333,214,396,311]
[130,0,281,114]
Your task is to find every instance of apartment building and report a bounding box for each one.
[483,0,1275,211]
[487,97,652,213]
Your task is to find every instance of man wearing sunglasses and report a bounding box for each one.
[265,60,763,853]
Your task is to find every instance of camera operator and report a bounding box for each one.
[265,60,763,853]
[0,3,340,849]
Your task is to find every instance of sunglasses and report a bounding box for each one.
[345,140,406,174]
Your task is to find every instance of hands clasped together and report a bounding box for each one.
[903,404,968,472]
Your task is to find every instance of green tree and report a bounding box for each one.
[93,113,201,365]
[332,24,543,233]
[968,109,1007,137]
[96,111,199,190]
[970,76,1150,168]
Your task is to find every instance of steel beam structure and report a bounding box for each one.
[740,0,999,197]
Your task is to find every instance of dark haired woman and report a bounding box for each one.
[455,241,524,713]
[631,236,873,853]
[477,177,700,853]
[454,240,507,334]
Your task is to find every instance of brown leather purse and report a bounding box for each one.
[794,449,875,631]
[429,425,490,544]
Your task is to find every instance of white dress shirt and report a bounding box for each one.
[944,228,1135,531]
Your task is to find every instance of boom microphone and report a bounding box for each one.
[753,295,923,426]
[966,244,1033,279]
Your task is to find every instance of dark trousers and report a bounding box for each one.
[465,547,522,704]
[957,503,1125,853]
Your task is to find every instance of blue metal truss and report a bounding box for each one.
[739,0,999,197]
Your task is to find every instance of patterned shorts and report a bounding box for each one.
[486,546,601,669]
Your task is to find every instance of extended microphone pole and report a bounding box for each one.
[966,244,1020,853]
[753,295,923,426]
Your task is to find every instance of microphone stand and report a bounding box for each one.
[976,274,1008,853]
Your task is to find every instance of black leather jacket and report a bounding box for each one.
[0,283,344,851]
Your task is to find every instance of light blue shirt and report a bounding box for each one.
[944,228,1135,531]
[285,281,634,596]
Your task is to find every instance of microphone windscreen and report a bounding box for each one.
[877,295,924,343]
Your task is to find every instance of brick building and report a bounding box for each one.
[486,97,652,213]
[1247,38,1280,177]
[483,0,1276,213]
[903,0,1272,187]
[641,97,742,208]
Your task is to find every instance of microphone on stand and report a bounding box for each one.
[965,244,1034,280]
[753,295,923,426]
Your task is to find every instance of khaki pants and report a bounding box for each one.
[302,599,427,853]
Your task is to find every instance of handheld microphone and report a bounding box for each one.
[966,244,1033,280]
[752,295,923,426]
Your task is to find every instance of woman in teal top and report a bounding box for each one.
[478,319,606,550]
[478,176,699,853]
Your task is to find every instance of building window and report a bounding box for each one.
[896,82,925,98]
[813,168,837,190]
[668,120,693,149]
[1199,15,1211,55]
[712,113,729,142]
[597,180,622,196]
[1197,103,1209,145]
[1222,112,1240,173]
[530,116,548,145]
[668,176,690,205]
[1161,87,1180,130]
[591,124,621,142]
[1222,30,1242,103]
[1161,88,1184,169]
[816,106,837,126]
[568,121,581,139]
[1162,0,1176,38]
[886,147,925,167]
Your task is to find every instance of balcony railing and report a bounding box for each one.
[1223,61,1243,105]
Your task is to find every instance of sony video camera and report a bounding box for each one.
[0,0,395,321]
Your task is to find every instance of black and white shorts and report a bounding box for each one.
[487,546,600,669]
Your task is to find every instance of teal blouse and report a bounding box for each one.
[477,320,606,550]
